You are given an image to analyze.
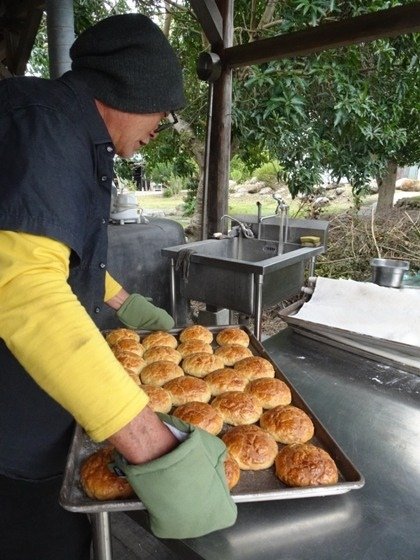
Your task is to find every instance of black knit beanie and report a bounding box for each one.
[70,13,185,113]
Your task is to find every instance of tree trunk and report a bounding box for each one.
[376,160,397,214]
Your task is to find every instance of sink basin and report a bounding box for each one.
[162,237,325,323]
[162,237,323,275]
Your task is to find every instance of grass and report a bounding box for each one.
[137,190,306,223]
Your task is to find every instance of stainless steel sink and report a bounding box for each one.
[162,237,325,339]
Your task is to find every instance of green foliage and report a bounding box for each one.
[253,161,283,186]
[182,177,199,217]
[230,156,252,183]
[231,0,420,201]
[114,157,134,183]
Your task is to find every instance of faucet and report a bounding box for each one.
[256,196,289,254]
[220,214,254,239]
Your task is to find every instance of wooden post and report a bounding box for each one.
[205,0,234,238]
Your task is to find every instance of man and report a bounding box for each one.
[0,14,236,560]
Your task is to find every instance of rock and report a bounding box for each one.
[396,178,420,191]
[335,187,345,195]
[245,181,266,193]
[313,196,330,207]
[259,187,274,195]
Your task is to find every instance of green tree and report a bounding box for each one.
[232,0,420,213]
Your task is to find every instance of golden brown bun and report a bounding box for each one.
[216,328,250,347]
[140,384,172,413]
[222,425,278,470]
[182,353,225,378]
[173,402,224,435]
[211,391,262,426]
[204,368,248,396]
[143,346,182,365]
[224,453,241,489]
[214,344,253,366]
[142,331,178,350]
[80,447,134,501]
[177,340,213,358]
[112,339,144,358]
[105,328,140,346]
[163,376,211,406]
[260,405,314,444]
[234,356,275,379]
[115,352,147,379]
[140,361,184,386]
[275,443,339,487]
[245,378,292,409]
[179,325,213,344]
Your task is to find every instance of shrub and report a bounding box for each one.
[254,161,283,186]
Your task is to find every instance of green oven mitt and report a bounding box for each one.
[117,293,175,331]
[114,414,238,539]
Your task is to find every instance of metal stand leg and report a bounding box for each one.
[308,256,316,277]
[169,258,177,325]
[254,274,264,341]
[91,512,113,560]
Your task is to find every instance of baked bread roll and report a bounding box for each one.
[224,453,241,489]
[80,446,134,501]
[105,328,140,346]
[179,325,213,344]
[140,384,172,414]
[115,352,146,381]
[143,346,182,365]
[260,405,314,444]
[142,331,178,350]
[245,378,292,409]
[214,344,253,366]
[234,356,275,379]
[140,361,184,386]
[275,443,339,487]
[182,353,225,378]
[163,376,211,406]
[222,425,278,470]
[205,368,248,396]
[173,401,224,435]
[211,391,262,426]
[112,339,145,358]
[216,328,249,348]
[177,340,213,358]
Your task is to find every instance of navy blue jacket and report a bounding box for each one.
[0,72,115,479]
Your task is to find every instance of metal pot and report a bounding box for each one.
[370,258,410,288]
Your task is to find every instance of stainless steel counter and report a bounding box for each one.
[128,328,420,560]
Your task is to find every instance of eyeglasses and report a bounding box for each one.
[155,111,178,134]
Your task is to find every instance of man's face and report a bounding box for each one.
[95,101,164,158]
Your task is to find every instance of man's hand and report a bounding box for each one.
[112,413,238,539]
[108,406,178,464]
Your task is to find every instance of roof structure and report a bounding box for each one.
[0,0,44,77]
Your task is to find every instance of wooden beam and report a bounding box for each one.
[12,4,44,75]
[223,3,420,68]
[189,0,223,47]
[205,0,234,238]
[0,61,12,78]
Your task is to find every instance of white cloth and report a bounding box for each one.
[295,277,420,346]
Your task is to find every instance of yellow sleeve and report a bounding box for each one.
[105,271,123,301]
[0,230,148,442]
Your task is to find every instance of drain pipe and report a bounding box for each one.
[46,0,74,79]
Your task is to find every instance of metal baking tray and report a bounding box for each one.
[60,325,364,513]
[279,300,420,375]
